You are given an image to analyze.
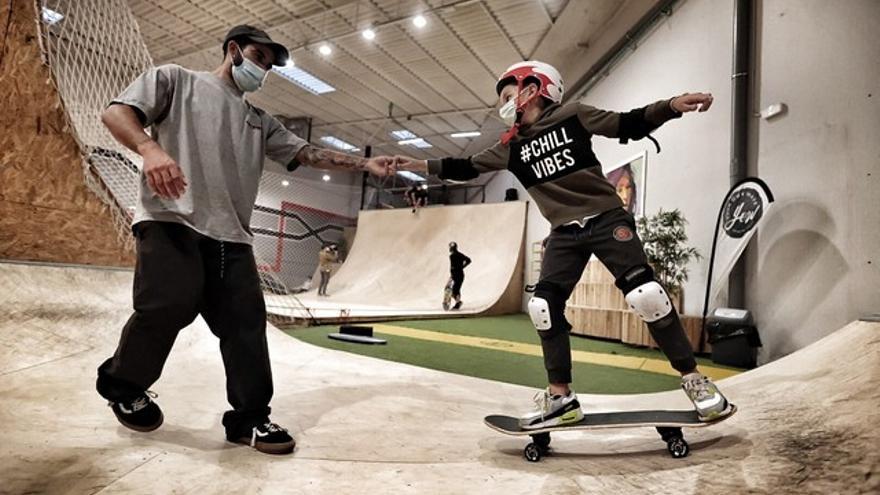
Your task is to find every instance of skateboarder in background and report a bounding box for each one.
[317,244,339,296]
[394,61,730,429]
[448,242,471,310]
[95,25,393,454]
[404,183,429,212]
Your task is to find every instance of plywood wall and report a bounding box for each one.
[0,1,134,267]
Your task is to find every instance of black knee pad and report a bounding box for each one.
[614,264,655,293]
[528,281,571,339]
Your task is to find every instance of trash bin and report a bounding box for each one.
[707,308,762,368]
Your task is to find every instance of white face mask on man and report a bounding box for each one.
[231,45,269,93]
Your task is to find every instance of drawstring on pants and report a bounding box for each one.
[220,241,225,279]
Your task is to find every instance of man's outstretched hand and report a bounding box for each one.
[671,92,714,113]
[364,156,397,177]
[393,155,428,173]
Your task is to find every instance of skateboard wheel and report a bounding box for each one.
[524,443,543,462]
[667,438,689,458]
[531,433,551,448]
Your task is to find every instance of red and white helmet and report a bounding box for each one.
[495,61,564,104]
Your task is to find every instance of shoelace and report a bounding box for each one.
[684,376,713,401]
[132,390,158,412]
[250,422,287,446]
[111,390,157,413]
[531,389,552,420]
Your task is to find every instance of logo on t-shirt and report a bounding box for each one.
[507,115,599,189]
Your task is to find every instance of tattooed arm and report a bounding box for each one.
[295,145,394,177]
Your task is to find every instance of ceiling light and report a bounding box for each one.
[322,174,331,182]
[398,138,433,149]
[274,65,336,95]
[450,131,481,138]
[393,130,432,149]
[41,7,64,25]
[391,129,417,140]
[318,44,332,56]
[362,28,376,40]
[397,171,426,182]
[320,136,359,152]
[412,15,427,28]
[281,180,290,187]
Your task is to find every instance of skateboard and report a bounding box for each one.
[442,278,454,310]
[484,405,736,462]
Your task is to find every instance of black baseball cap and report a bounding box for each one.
[223,25,290,67]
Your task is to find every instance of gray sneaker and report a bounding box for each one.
[518,388,584,429]
[681,372,730,420]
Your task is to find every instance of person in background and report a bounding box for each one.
[448,242,472,310]
[317,244,339,296]
[404,183,429,212]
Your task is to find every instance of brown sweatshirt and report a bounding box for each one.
[427,99,682,229]
[318,250,338,271]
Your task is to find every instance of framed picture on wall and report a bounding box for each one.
[604,151,647,217]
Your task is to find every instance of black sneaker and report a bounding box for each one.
[109,391,163,432]
[453,301,462,310]
[233,422,295,455]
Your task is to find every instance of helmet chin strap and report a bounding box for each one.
[501,82,538,145]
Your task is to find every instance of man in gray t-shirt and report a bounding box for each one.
[96,25,393,455]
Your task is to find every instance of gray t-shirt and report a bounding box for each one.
[112,64,308,244]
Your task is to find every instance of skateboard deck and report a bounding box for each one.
[442,278,454,310]
[485,405,736,461]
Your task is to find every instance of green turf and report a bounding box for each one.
[281,314,739,395]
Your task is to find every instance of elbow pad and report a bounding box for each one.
[440,157,480,181]
[618,108,662,152]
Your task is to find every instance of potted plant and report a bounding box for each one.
[635,208,701,310]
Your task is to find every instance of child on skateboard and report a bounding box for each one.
[395,61,730,429]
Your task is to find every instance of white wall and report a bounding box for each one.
[584,0,734,317]
[748,0,880,360]
[492,0,880,362]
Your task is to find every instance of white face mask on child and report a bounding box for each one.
[498,98,518,126]
[231,46,268,93]
[498,87,535,126]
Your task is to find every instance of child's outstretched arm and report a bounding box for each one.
[577,92,713,147]
[394,141,508,182]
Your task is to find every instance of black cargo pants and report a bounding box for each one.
[534,208,697,383]
[96,221,272,438]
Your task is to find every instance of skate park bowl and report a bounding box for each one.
[2,0,878,492]
[1,261,878,494]
[264,202,526,324]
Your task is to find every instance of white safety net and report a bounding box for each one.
[34,0,355,323]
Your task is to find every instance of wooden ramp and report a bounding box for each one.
[265,202,526,324]
[1,261,878,494]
